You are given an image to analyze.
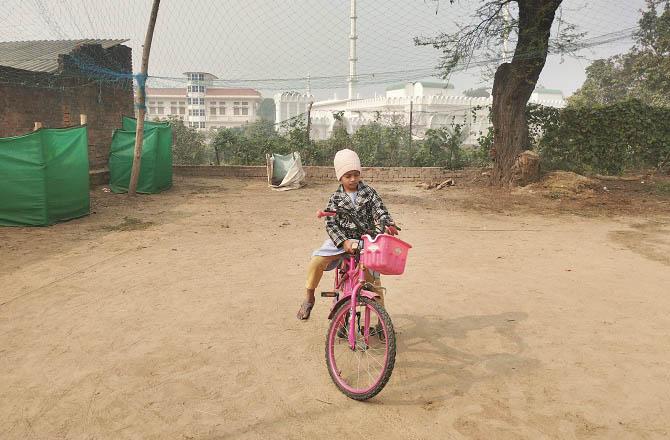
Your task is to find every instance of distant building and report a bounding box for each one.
[384,81,458,98]
[145,72,263,130]
[273,91,314,125]
[275,80,566,144]
[0,39,134,170]
[531,86,565,106]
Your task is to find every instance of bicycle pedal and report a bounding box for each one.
[321,291,338,297]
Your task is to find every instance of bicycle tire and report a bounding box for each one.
[325,297,396,400]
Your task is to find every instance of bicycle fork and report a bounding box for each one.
[348,282,373,350]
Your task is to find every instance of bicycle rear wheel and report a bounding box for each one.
[325,297,396,400]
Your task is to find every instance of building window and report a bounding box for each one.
[179,107,185,115]
[210,107,217,116]
[233,101,240,105]
[199,122,206,128]
[241,101,248,106]
[170,101,176,105]
[188,73,205,81]
[157,107,164,115]
[219,106,226,115]
[170,107,177,114]
[241,108,248,116]
[179,101,185,105]
[187,97,204,105]
[234,107,240,115]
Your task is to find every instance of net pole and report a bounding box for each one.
[129,0,161,196]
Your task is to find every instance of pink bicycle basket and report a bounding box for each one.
[361,234,412,275]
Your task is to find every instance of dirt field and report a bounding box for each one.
[1,176,669,439]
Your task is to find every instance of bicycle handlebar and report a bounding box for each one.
[316,210,401,232]
[316,210,337,218]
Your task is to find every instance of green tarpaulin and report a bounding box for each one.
[121,116,170,132]
[109,117,173,194]
[0,126,90,226]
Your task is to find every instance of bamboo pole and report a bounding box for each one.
[128,0,161,196]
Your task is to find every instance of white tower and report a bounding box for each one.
[348,0,358,101]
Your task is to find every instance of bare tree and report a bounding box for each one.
[416,0,579,185]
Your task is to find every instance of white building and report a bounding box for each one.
[272,1,568,145]
[274,80,566,145]
[273,91,314,127]
[145,72,263,130]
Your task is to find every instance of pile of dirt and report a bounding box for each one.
[516,171,600,198]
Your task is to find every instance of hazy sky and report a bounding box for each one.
[1,0,646,99]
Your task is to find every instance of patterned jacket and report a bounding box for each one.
[324,181,395,247]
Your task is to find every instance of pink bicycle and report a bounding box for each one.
[318,209,412,400]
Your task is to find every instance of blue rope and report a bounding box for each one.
[134,73,148,110]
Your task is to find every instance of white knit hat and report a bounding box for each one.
[334,149,362,180]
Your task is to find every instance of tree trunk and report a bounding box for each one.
[491,0,562,186]
[213,146,221,165]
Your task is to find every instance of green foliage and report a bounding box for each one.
[421,125,469,169]
[469,126,493,167]
[526,103,561,146]
[211,127,241,165]
[203,117,488,168]
[352,122,411,167]
[212,119,289,165]
[536,99,670,174]
[570,1,670,107]
[167,117,209,165]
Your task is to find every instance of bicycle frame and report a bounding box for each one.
[329,253,379,350]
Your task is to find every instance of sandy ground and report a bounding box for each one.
[1,176,670,440]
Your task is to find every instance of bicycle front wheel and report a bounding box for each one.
[325,297,396,400]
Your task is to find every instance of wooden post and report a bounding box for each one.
[266,153,272,186]
[305,101,313,144]
[128,0,161,196]
[408,99,413,148]
[33,122,42,131]
[80,114,87,125]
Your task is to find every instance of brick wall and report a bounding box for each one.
[0,45,134,171]
[174,165,456,183]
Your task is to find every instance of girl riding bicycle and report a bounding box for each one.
[296,148,399,320]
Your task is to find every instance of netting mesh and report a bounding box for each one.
[0,0,644,94]
[2,0,666,173]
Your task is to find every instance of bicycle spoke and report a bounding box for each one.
[327,299,393,395]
